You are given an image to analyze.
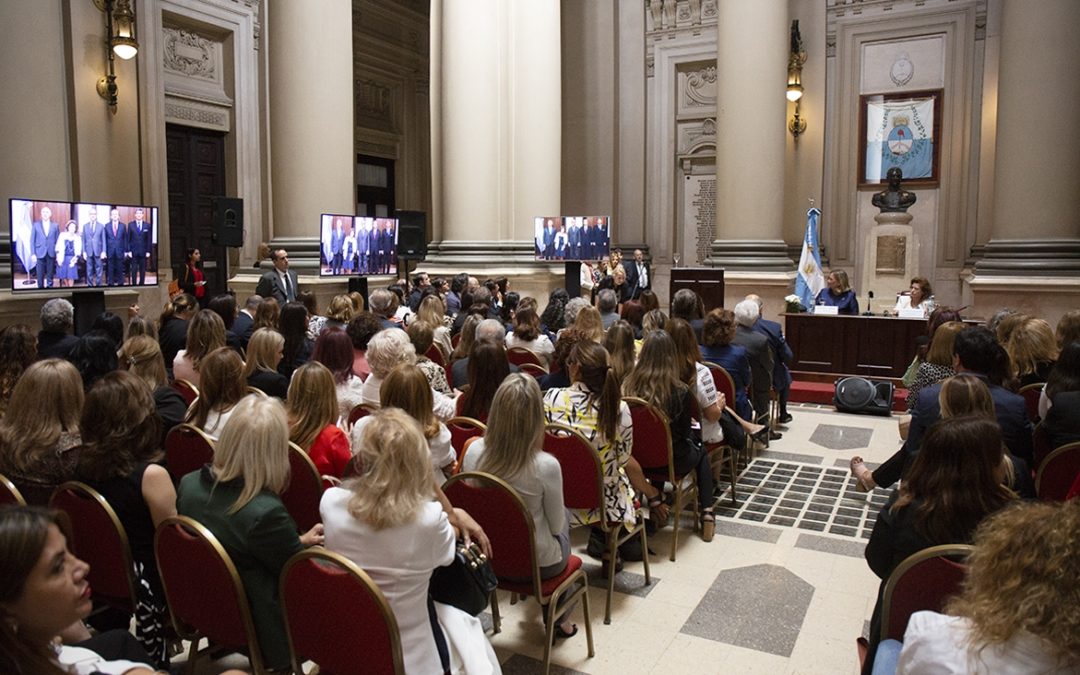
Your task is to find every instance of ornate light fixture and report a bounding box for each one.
[787,20,807,138]
[94,0,140,112]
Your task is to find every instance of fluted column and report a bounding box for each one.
[267,0,353,269]
[709,0,793,271]
[430,0,560,264]
[975,0,1080,274]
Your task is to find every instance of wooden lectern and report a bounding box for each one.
[669,267,725,311]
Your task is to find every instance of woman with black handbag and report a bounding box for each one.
[321,407,500,674]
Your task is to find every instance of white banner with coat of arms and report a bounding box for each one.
[863,94,937,183]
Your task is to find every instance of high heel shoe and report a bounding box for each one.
[700,511,715,543]
[750,426,770,446]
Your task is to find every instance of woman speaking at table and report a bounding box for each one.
[815,269,859,315]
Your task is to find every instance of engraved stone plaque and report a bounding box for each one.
[875,235,906,274]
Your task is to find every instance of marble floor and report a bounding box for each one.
[489,402,905,675]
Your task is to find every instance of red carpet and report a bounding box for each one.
[789,379,908,413]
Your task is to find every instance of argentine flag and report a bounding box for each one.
[795,208,825,310]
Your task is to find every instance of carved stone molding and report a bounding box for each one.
[164,27,217,80]
[164,97,230,132]
[678,118,717,156]
[684,65,717,107]
[356,79,395,133]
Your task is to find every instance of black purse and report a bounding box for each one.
[430,540,498,616]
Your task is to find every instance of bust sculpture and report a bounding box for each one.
[872,167,917,213]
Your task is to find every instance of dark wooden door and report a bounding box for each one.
[166,124,226,299]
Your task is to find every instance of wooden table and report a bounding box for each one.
[782,313,929,380]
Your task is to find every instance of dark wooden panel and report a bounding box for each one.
[166,124,226,299]
[784,314,929,379]
[670,267,725,312]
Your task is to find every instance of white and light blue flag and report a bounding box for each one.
[795,207,824,310]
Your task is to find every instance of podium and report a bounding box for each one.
[669,267,725,311]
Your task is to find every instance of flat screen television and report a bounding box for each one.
[9,198,159,292]
[534,215,610,262]
[319,213,398,277]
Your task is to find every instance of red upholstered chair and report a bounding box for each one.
[451,332,462,350]
[544,423,650,624]
[879,544,973,642]
[164,423,215,484]
[282,442,324,532]
[172,378,199,407]
[1033,422,1054,470]
[518,362,549,380]
[0,472,26,506]
[689,397,739,507]
[347,403,377,428]
[1018,383,1045,423]
[155,516,267,673]
[446,416,487,467]
[706,362,759,458]
[507,346,544,368]
[50,482,138,615]
[453,436,482,475]
[425,343,447,369]
[1036,442,1080,502]
[280,549,405,675]
[443,472,594,675]
[624,396,699,562]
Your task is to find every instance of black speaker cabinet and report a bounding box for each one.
[395,209,427,258]
[348,276,369,299]
[213,197,244,248]
[834,377,895,416]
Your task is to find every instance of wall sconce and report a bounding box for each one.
[787,20,807,138]
[94,0,139,112]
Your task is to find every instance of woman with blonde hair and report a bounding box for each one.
[463,374,578,637]
[120,336,186,437]
[1005,317,1059,386]
[890,499,1080,673]
[287,362,351,484]
[905,321,966,410]
[322,408,499,674]
[243,328,288,399]
[183,347,246,440]
[416,294,453,357]
[178,396,324,671]
[353,364,454,485]
[158,293,197,374]
[324,294,354,332]
[364,328,456,419]
[173,309,225,386]
[0,359,83,506]
[572,305,604,343]
[603,320,636,384]
[450,313,482,363]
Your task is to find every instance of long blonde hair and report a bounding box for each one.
[120,335,168,389]
[573,306,604,342]
[243,328,284,378]
[213,395,291,513]
[379,364,439,440]
[603,320,636,384]
[1006,317,1060,378]
[0,360,83,473]
[184,348,246,429]
[287,362,339,450]
[416,294,446,329]
[623,330,685,413]
[476,374,544,479]
[185,309,226,370]
[346,408,433,530]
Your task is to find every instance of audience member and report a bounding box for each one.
[287,362,351,485]
[242,328,289,399]
[0,359,83,505]
[540,327,588,391]
[416,294,453,357]
[321,408,499,674]
[638,289,659,315]
[451,319,514,390]
[640,309,668,346]
[540,288,571,334]
[561,297,590,333]
[37,298,78,360]
[500,290,520,331]
[119,336,187,438]
[369,289,401,330]
[298,291,327,339]
[90,312,124,349]
[1005,317,1058,387]
[603,320,636,384]
[446,272,469,316]
[905,321,965,411]
[232,294,261,347]
[457,340,511,421]
[177,396,324,672]
[183,347,246,440]
[619,300,645,339]
[346,311,381,381]
[406,320,453,396]
[0,324,37,416]
[1055,309,1080,349]
[126,315,157,341]
[251,296,280,332]
[157,294,197,374]
[363,329,456,420]
[670,289,704,342]
[505,306,555,368]
[1040,340,1080,448]
[746,294,794,424]
[700,308,753,422]
[449,314,482,366]
[173,309,225,386]
[572,306,604,343]
[323,294,354,333]
[312,327,366,421]
[67,333,119,392]
[277,301,313,380]
[596,289,620,330]
[732,300,775,428]
[206,294,241,352]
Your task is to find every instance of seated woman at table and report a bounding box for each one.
[889,276,934,317]
[814,269,859,315]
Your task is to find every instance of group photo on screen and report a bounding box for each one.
[319,214,398,277]
[9,199,158,291]
[533,215,610,261]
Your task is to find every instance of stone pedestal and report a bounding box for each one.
[862,211,916,314]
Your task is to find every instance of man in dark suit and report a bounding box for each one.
[542,218,556,259]
[81,206,107,287]
[732,299,775,430]
[378,221,395,273]
[37,298,78,359]
[567,219,582,259]
[126,208,152,285]
[368,223,379,274]
[747,294,793,424]
[330,218,346,274]
[104,208,127,286]
[255,248,299,304]
[232,295,261,348]
[624,248,651,300]
[451,320,519,389]
[30,206,60,289]
[861,327,1033,490]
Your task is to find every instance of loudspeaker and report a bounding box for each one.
[395,210,427,258]
[348,276,369,299]
[834,377,895,416]
[213,197,244,247]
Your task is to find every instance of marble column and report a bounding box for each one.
[266,0,354,270]
[709,0,793,271]
[975,0,1080,275]
[429,0,560,269]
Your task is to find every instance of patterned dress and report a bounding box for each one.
[542,382,636,529]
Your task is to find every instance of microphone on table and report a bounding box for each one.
[863,290,874,316]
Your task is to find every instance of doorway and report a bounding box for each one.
[166,124,227,298]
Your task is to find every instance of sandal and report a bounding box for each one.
[750,426,771,447]
[555,623,578,640]
[700,511,715,543]
[849,456,876,492]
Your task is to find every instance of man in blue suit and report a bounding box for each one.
[81,206,107,287]
[104,208,127,286]
[856,327,1032,490]
[747,294,793,424]
[355,220,371,274]
[330,218,346,274]
[126,208,152,285]
[30,206,61,288]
